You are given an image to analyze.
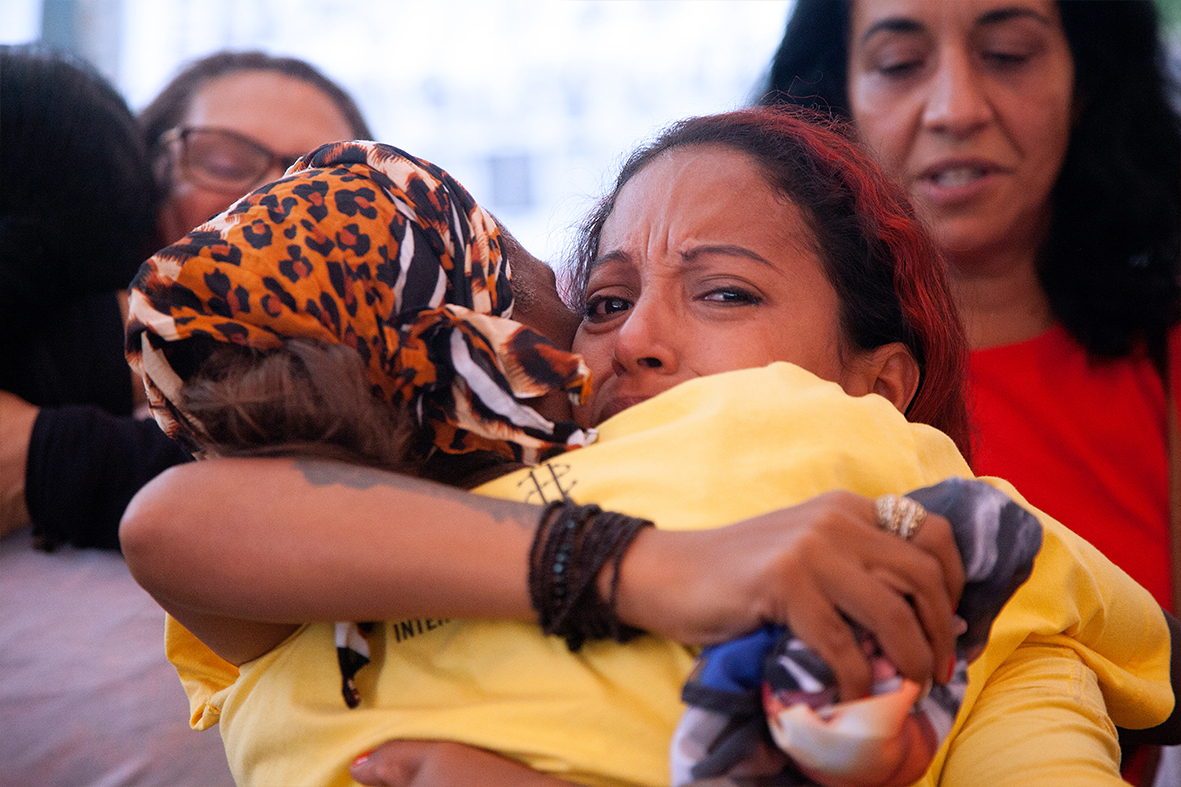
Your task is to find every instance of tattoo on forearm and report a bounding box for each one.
[294,458,399,490]
[291,458,540,529]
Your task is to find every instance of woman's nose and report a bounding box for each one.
[609,295,678,376]
[921,48,992,137]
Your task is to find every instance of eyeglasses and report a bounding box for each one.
[161,126,303,194]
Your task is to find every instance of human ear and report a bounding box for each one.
[844,342,921,414]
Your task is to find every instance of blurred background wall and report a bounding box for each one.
[4,0,1178,263]
[1,0,801,263]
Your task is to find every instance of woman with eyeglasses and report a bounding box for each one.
[140,50,372,245]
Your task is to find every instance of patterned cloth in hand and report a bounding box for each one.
[126,140,596,708]
[670,478,1043,786]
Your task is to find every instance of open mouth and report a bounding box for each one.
[924,166,989,187]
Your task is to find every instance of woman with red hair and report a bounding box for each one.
[121,109,1172,787]
[567,107,971,458]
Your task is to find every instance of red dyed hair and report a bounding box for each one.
[571,107,973,460]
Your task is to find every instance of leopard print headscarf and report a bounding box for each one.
[127,140,595,466]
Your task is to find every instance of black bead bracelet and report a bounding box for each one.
[528,499,652,651]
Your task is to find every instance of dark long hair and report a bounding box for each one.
[0,45,162,411]
[0,44,159,330]
[570,107,973,458]
[140,50,372,188]
[761,0,1181,359]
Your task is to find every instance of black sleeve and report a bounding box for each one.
[1119,608,1181,747]
[25,405,192,550]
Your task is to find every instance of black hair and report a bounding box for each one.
[762,0,852,117]
[0,44,159,330]
[761,0,1181,359]
[139,50,373,185]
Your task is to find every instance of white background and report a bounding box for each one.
[2,0,794,264]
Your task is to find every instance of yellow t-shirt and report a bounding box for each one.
[168,363,1173,787]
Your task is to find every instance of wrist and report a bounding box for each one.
[610,526,701,642]
[528,500,651,650]
[607,524,656,632]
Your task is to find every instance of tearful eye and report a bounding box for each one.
[701,288,760,305]
[583,295,632,322]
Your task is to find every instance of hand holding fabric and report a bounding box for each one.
[670,478,1043,787]
[615,489,964,700]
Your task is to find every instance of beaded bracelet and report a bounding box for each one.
[528,499,653,651]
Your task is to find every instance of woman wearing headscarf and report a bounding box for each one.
[123,115,1173,787]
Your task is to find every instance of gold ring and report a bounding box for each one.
[874,494,927,541]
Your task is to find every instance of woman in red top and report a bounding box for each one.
[764,3,1181,781]
[765,0,1181,613]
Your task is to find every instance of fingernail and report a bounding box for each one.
[351,751,371,768]
[944,655,956,683]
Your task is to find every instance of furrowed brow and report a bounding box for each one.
[588,249,629,271]
[682,244,776,269]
